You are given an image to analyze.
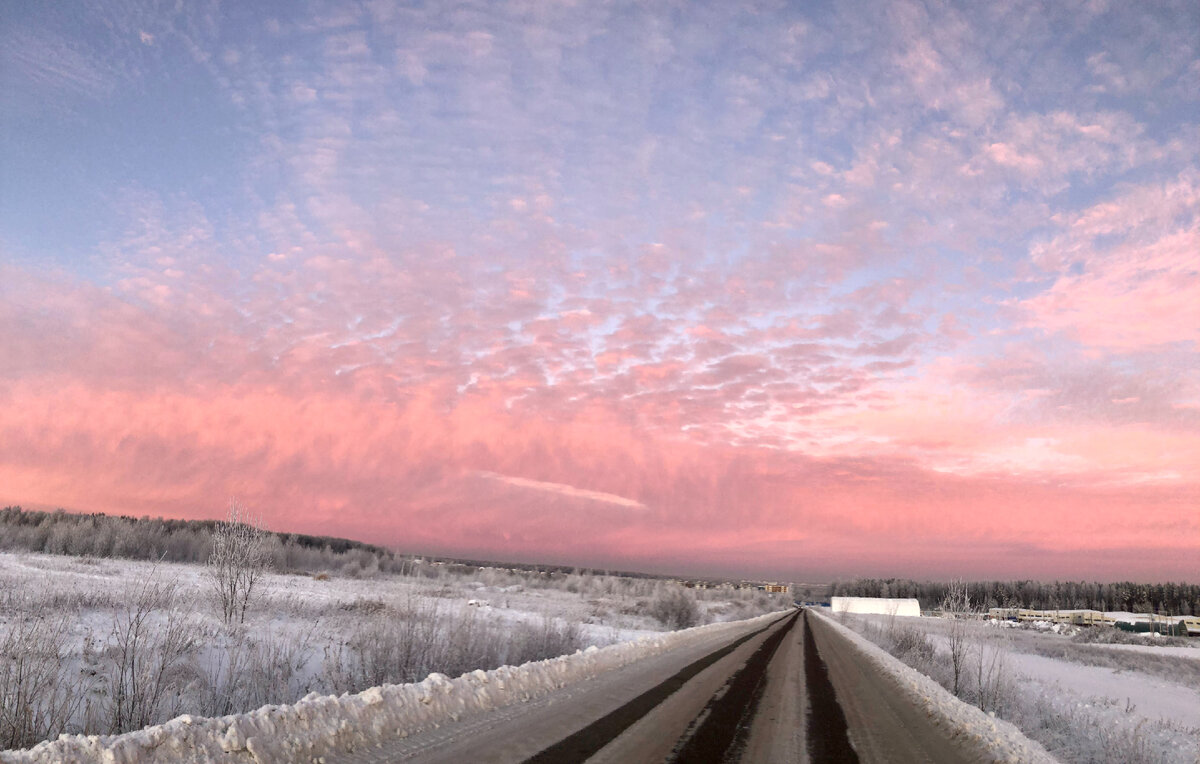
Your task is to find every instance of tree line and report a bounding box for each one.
[0,506,402,575]
[830,577,1200,616]
[0,506,683,583]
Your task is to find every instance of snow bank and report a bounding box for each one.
[1,612,786,764]
[810,610,1056,763]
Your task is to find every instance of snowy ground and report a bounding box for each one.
[0,551,784,753]
[839,611,1200,763]
[1088,642,1200,660]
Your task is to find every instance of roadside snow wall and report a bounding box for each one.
[811,609,1055,763]
[1,611,786,764]
[830,596,920,617]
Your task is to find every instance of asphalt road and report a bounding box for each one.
[334,609,1002,763]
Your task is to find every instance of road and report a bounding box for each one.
[334,610,1004,763]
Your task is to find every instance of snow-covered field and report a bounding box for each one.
[2,612,787,764]
[838,611,1200,763]
[0,551,782,754]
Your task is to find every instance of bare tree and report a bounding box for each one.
[885,599,901,638]
[941,578,972,697]
[207,499,270,625]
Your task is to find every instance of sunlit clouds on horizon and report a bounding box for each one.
[1,0,1197,580]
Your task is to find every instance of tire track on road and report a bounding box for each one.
[667,611,799,763]
[804,609,858,763]
[524,612,795,764]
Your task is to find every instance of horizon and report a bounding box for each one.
[2,1,1197,582]
[4,503,1197,588]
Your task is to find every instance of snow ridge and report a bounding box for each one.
[810,609,1058,763]
[1,612,785,764]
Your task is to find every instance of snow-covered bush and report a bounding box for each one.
[891,625,937,664]
[648,586,700,629]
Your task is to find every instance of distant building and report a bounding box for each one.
[988,607,1112,626]
[987,608,1200,637]
[831,596,920,617]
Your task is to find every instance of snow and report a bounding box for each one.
[1092,642,1200,659]
[810,610,1057,763]
[1002,651,1200,729]
[0,611,785,764]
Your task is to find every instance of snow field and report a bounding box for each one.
[0,551,786,754]
[0,611,785,764]
[810,609,1057,763]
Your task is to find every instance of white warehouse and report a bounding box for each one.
[830,596,921,617]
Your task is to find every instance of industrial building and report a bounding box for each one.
[830,596,921,617]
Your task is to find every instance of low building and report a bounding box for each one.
[988,608,1200,637]
[830,596,920,617]
[1185,617,1200,637]
[988,607,1114,626]
[1108,612,1195,637]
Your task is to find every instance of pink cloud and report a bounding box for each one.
[1022,173,1200,349]
[3,365,1195,579]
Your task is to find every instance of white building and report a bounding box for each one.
[830,596,921,617]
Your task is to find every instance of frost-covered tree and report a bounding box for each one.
[207,499,270,625]
[941,578,972,697]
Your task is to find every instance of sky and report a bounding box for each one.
[1,0,1197,582]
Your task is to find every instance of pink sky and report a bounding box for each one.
[1,0,1197,580]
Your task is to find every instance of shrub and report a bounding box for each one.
[891,626,936,663]
[104,574,198,733]
[320,600,585,695]
[505,617,584,667]
[196,624,317,717]
[648,587,701,629]
[0,612,90,749]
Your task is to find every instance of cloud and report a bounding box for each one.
[1,29,115,101]
[1021,173,1200,349]
[476,472,646,509]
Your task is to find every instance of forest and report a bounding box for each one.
[1,506,408,576]
[831,577,1200,616]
